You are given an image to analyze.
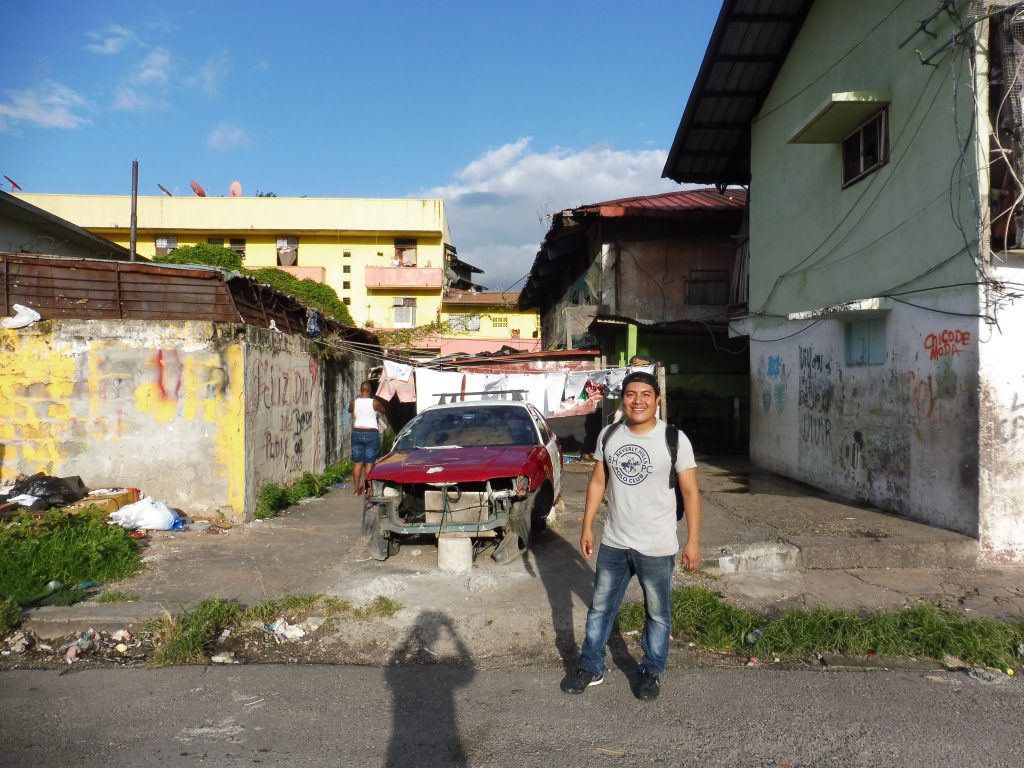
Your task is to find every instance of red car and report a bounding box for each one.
[364,399,563,563]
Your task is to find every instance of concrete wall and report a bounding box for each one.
[747,294,980,538]
[1,320,373,520]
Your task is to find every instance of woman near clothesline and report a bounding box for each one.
[348,380,386,495]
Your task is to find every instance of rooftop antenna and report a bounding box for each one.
[157,183,173,196]
[3,175,22,192]
[130,160,138,262]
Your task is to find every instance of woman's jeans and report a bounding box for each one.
[579,544,675,676]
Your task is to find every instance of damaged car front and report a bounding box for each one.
[363,401,561,563]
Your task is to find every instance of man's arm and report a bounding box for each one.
[580,461,606,560]
[677,467,702,571]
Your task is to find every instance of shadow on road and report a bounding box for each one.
[527,530,635,679]
[384,610,474,768]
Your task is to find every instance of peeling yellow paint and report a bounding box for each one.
[213,345,246,515]
[132,382,178,422]
[0,330,76,480]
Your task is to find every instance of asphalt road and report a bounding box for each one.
[1,663,1020,768]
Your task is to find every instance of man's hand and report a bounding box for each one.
[581,527,595,560]
[681,539,701,571]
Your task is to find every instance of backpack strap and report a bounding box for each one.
[600,420,624,474]
[665,425,679,489]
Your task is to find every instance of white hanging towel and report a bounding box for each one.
[504,373,547,413]
[383,359,413,382]
[414,368,466,412]
[563,371,590,402]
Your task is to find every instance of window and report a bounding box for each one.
[393,297,416,327]
[343,250,351,258]
[686,270,729,305]
[207,238,224,246]
[230,238,246,257]
[155,236,178,256]
[343,298,351,305]
[343,264,351,274]
[276,236,299,266]
[394,238,417,266]
[343,281,351,290]
[845,317,887,366]
[491,315,509,328]
[842,110,888,187]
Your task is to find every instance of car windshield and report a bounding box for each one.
[394,405,540,450]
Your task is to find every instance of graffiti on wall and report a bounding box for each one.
[798,346,836,447]
[924,329,971,361]
[249,357,322,476]
[997,392,1024,444]
[755,354,790,414]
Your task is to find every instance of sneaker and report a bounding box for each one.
[560,667,604,694]
[636,667,661,700]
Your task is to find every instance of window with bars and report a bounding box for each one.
[343,264,351,274]
[343,281,351,290]
[393,297,416,327]
[686,270,729,305]
[230,238,246,257]
[207,238,224,246]
[449,313,481,332]
[154,236,178,256]
[491,315,509,328]
[842,110,888,188]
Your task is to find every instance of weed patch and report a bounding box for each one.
[617,585,1024,667]
[0,511,142,609]
[353,595,400,619]
[253,461,354,520]
[151,598,241,667]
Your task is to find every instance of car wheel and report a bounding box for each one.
[530,483,554,538]
[387,537,401,557]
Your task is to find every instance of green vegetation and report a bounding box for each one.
[0,510,142,619]
[254,460,354,520]
[154,243,355,326]
[150,593,399,665]
[617,585,1024,667]
[96,591,139,603]
[151,598,241,667]
[0,597,19,636]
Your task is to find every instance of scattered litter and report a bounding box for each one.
[109,497,184,531]
[206,526,222,535]
[218,629,232,642]
[4,631,32,654]
[747,656,761,667]
[111,629,132,643]
[269,618,305,642]
[687,642,697,648]
[746,628,764,645]
[64,646,80,663]
[624,630,640,637]
[996,662,1014,676]
[45,580,62,593]
[7,473,87,510]
[814,652,828,667]
[423,646,439,656]
[211,652,236,664]
[0,303,41,329]
[410,549,422,557]
[1016,643,1024,659]
[244,698,265,707]
[115,643,129,654]
[773,657,781,663]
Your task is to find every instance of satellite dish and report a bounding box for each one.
[157,183,173,197]
[190,179,207,197]
[4,175,23,192]
[229,180,242,197]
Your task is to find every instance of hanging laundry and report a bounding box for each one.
[543,373,567,417]
[414,368,466,412]
[383,360,413,382]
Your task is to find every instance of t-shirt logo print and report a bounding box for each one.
[609,444,654,486]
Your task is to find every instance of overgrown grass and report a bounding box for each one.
[0,597,19,636]
[618,585,1024,667]
[254,460,355,520]
[151,598,241,667]
[150,593,399,665]
[0,510,142,609]
[96,591,139,603]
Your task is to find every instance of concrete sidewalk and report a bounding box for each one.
[21,458,1024,662]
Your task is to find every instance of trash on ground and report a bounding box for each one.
[3,631,32,654]
[211,651,236,664]
[109,497,184,531]
[115,643,129,654]
[746,628,764,644]
[747,656,760,666]
[111,629,132,643]
[64,488,141,515]
[269,618,305,642]
[0,303,41,329]
[814,652,828,667]
[5,473,87,510]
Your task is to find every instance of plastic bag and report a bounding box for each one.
[8,473,87,508]
[0,304,41,329]
[109,497,184,531]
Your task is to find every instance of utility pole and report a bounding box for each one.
[129,160,138,262]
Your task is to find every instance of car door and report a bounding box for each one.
[527,405,562,500]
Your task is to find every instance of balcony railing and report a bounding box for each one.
[364,266,443,289]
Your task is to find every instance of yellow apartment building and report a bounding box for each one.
[436,290,541,357]
[14,193,454,331]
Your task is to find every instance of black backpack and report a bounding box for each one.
[601,421,685,521]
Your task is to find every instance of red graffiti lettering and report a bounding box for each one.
[924,329,971,361]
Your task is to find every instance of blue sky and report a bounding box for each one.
[1,1,720,289]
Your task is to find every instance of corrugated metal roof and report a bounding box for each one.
[574,188,748,217]
[663,0,813,185]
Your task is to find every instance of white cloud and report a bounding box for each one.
[86,24,137,55]
[206,122,249,151]
[421,138,679,291]
[112,48,172,112]
[186,52,232,97]
[0,80,89,131]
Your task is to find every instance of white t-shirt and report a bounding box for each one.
[594,419,696,557]
[353,398,379,430]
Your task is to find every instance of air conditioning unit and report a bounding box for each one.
[394,297,405,307]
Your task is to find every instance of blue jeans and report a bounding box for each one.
[579,544,675,676]
[351,429,381,463]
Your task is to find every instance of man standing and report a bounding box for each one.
[561,371,702,700]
